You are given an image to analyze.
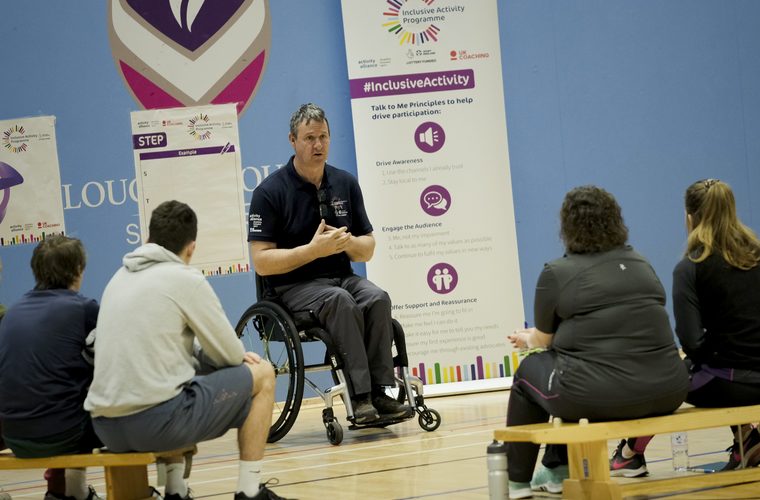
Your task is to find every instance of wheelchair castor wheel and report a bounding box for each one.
[418,408,441,432]
[326,420,343,445]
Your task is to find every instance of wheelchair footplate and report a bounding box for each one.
[348,412,414,430]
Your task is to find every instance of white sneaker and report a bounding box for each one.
[530,464,568,494]
[508,480,532,499]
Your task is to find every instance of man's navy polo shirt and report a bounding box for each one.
[248,156,373,288]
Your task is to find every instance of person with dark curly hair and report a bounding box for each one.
[609,179,760,473]
[504,186,689,499]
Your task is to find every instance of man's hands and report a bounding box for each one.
[244,351,263,364]
[310,219,351,258]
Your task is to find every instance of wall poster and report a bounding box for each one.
[0,116,65,246]
[131,103,249,275]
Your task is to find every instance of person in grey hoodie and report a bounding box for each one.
[85,200,287,500]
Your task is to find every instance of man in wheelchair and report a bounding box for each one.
[247,103,413,424]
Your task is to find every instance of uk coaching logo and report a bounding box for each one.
[108,0,271,116]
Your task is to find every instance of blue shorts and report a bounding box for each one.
[92,364,253,452]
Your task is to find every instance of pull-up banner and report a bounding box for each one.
[130,103,249,276]
[341,0,524,391]
[0,116,65,246]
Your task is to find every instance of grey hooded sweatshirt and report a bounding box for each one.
[85,243,245,418]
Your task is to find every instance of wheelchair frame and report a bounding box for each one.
[234,283,441,445]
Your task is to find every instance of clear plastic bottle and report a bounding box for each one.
[487,440,508,499]
[671,432,689,471]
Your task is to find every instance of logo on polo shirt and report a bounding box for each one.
[330,197,349,217]
[108,0,271,116]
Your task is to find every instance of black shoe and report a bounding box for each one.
[372,392,414,419]
[609,439,648,478]
[351,397,380,424]
[721,428,760,471]
[235,480,294,499]
[165,487,193,500]
[44,486,103,500]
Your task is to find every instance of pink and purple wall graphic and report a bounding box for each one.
[108,0,271,116]
[0,162,24,225]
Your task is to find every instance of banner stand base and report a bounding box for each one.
[421,377,513,398]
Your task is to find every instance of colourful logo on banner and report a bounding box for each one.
[187,113,212,140]
[108,0,271,116]
[383,0,441,46]
[0,162,24,224]
[2,125,29,153]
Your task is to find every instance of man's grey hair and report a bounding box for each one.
[289,103,330,137]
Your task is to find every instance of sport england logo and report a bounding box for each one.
[0,162,24,225]
[383,0,441,46]
[108,0,271,116]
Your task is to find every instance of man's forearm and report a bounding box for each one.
[344,234,375,262]
[251,243,318,276]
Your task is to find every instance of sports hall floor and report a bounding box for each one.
[1,390,759,499]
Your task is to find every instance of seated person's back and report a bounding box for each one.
[0,235,101,500]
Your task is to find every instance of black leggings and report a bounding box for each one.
[506,351,684,482]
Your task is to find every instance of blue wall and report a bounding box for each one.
[1,1,759,330]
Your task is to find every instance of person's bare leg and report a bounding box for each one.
[238,360,275,460]
[236,360,275,497]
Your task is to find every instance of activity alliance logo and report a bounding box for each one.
[108,0,271,116]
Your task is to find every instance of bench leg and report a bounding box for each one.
[563,441,622,500]
[104,465,151,500]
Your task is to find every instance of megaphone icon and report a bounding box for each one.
[418,127,439,147]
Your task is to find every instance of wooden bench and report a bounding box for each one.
[493,404,760,500]
[0,446,195,500]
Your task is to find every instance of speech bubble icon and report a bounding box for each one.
[424,190,443,208]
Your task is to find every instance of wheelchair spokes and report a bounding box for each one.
[235,301,304,443]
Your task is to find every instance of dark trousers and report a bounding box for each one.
[687,376,760,408]
[688,375,760,442]
[506,351,684,482]
[277,275,394,395]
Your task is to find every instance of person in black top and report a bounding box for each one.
[248,103,412,424]
[505,186,688,499]
[0,236,101,500]
[615,179,760,472]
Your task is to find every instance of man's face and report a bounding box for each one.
[290,119,330,166]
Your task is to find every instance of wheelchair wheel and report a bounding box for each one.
[235,301,304,443]
[418,408,441,432]
[326,420,343,445]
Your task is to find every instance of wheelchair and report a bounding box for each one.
[234,276,441,445]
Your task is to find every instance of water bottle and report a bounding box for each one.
[671,432,689,471]
[487,440,508,500]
